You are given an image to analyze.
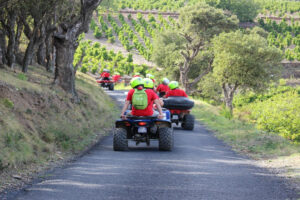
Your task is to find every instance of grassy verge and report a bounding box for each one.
[191,100,300,159]
[0,66,118,191]
[192,100,300,188]
[114,82,131,90]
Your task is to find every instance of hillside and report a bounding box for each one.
[77,2,299,79]
[0,66,117,192]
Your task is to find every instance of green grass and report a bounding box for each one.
[0,66,118,172]
[114,83,132,90]
[1,98,14,109]
[17,73,28,81]
[191,100,300,159]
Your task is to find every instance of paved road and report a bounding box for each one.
[11,90,298,200]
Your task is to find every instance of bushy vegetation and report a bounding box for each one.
[258,18,300,61]
[74,40,149,76]
[100,0,261,22]
[101,0,299,18]
[192,100,300,159]
[91,12,176,61]
[234,84,300,142]
[256,0,300,16]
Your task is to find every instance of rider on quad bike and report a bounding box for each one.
[143,78,163,107]
[164,81,195,130]
[156,78,170,98]
[146,74,156,90]
[165,81,187,98]
[97,69,114,90]
[100,69,110,80]
[115,77,173,151]
[112,72,121,83]
[120,77,163,120]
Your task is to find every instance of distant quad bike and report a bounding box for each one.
[114,109,173,151]
[96,77,114,91]
[163,97,195,130]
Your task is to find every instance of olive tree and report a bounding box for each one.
[153,3,238,94]
[212,30,282,112]
[53,0,103,101]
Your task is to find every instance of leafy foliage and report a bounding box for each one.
[258,18,300,61]
[74,40,149,76]
[212,30,282,111]
[233,82,300,143]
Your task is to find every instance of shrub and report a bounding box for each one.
[18,73,28,81]
[108,36,115,43]
[91,66,98,74]
[2,98,14,109]
[90,18,96,31]
[249,91,300,142]
[80,65,88,73]
[93,27,102,39]
[220,106,233,120]
[127,53,133,62]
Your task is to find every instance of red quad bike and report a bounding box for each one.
[96,77,114,91]
[163,96,195,130]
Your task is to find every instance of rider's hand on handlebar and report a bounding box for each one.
[158,114,164,119]
[121,114,127,120]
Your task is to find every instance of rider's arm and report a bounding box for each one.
[120,100,130,119]
[154,99,164,119]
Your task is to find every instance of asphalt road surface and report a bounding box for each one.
[10,90,298,200]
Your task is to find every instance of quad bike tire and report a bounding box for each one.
[181,114,195,130]
[158,127,173,151]
[163,97,194,110]
[109,83,114,91]
[113,128,128,151]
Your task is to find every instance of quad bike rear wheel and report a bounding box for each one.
[181,114,195,130]
[113,128,128,151]
[109,83,114,91]
[158,127,173,151]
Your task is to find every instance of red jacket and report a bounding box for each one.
[165,89,188,98]
[126,89,159,116]
[112,75,121,82]
[156,84,170,93]
[101,72,110,78]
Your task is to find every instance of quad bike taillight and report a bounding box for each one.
[138,122,147,126]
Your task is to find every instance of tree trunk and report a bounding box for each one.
[0,45,3,68]
[53,0,103,100]
[222,83,238,113]
[22,36,36,72]
[14,18,23,56]
[54,36,78,101]
[45,35,53,71]
[0,30,6,66]
[180,58,191,94]
[6,10,17,68]
[37,24,46,66]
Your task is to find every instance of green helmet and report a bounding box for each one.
[143,78,154,89]
[130,77,144,88]
[168,81,179,90]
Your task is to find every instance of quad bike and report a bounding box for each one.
[96,77,114,90]
[163,97,195,130]
[169,109,195,130]
[113,109,173,151]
